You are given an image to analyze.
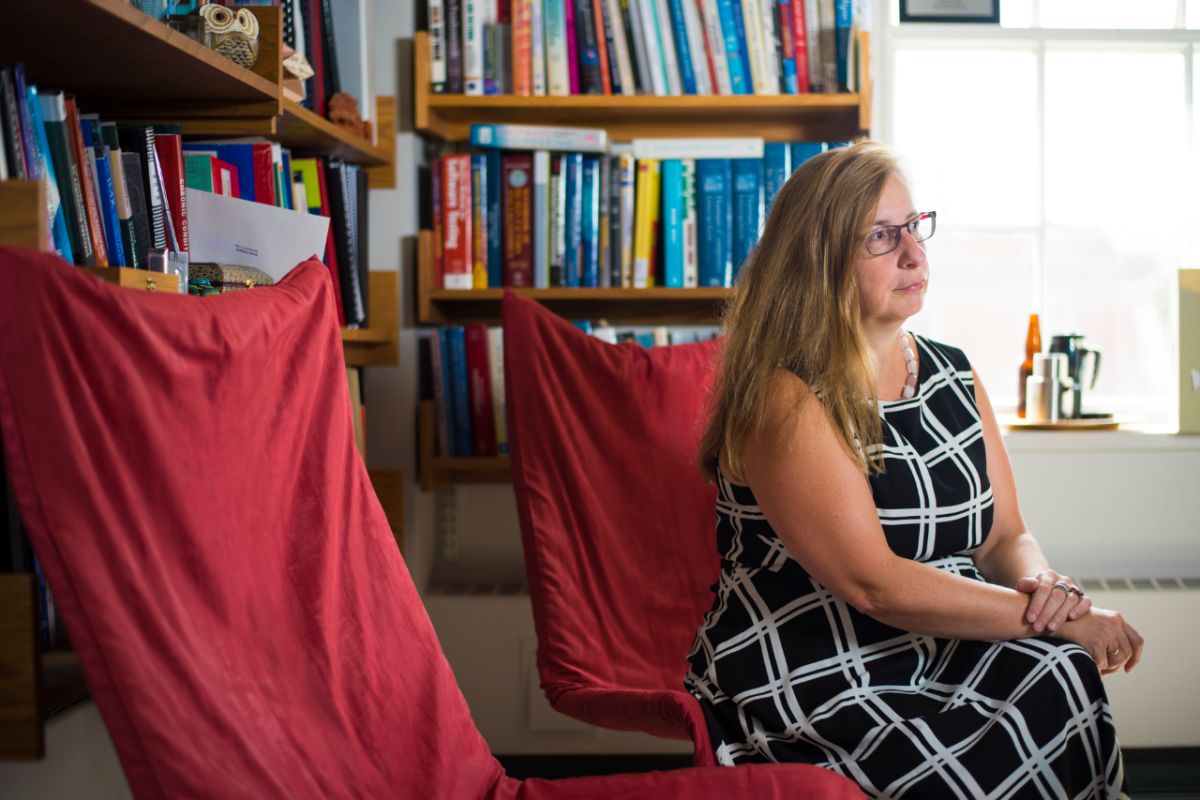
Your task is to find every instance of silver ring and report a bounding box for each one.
[1067,586,1085,598]
[1052,580,1071,594]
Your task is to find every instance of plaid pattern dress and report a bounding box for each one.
[685,335,1128,799]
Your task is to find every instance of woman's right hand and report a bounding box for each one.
[1057,607,1144,675]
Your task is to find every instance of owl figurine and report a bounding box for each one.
[199,4,260,70]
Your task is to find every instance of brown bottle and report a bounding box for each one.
[1016,313,1042,419]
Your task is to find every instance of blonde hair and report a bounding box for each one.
[699,141,903,481]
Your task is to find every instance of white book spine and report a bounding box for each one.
[472,123,608,152]
[681,158,698,287]
[531,0,547,94]
[606,0,638,95]
[626,0,655,93]
[533,150,550,287]
[487,327,508,454]
[804,0,821,91]
[739,0,768,94]
[757,0,781,94]
[651,0,683,95]
[545,0,571,95]
[634,0,669,95]
[681,0,712,95]
[463,0,486,94]
[631,136,764,159]
[698,0,732,95]
[617,152,635,288]
[429,0,448,85]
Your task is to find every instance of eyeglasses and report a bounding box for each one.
[863,211,937,256]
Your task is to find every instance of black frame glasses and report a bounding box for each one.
[863,211,937,256]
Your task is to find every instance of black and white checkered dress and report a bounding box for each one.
[685,335,1128,799]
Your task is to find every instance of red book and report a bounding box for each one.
[440,154,473,290]
[153,133,189,252]
[307,0,328,116]
[501,153,533,287]
[212,158,239,198]
[431,156,445,289]
[693,0,720,95]
[591,0,612,95]
[64,96,108,266]
[463,324,496,456]
[791,0,811,93]
[314,159,346,327]
[247,143,276,206]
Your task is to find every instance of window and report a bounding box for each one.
[880,2,1200,422]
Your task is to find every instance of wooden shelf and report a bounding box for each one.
[275,100,393,165]
[0,0,280,119]
[419,401,511,490]
[0,182,48,252]
[342,271,400,366]
[413,31,871,142]
[416,231,733,325]
[0,575,89,761]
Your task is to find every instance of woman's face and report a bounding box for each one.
[852,175,928,332]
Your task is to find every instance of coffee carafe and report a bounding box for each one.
[1048,334,1101,418]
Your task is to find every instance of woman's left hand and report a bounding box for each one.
[1015,571,1092,634]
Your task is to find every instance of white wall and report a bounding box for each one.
[0,704,130,800]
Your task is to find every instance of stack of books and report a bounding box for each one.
[0,63,369,327]
[426,122,848,290]
[426,0,863,96]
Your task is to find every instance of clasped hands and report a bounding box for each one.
[1016,570,1144,675]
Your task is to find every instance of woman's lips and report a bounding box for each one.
[899,279,926,292]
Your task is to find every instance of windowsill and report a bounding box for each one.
[1001,419,1200,453]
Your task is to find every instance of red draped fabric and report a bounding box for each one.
[0,248,859,799]
[502,293,724,761]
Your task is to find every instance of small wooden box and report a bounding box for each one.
[83,267,179,294]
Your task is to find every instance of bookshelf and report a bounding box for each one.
[410,26,872,490]
[413,32,872,142]
[0,0,399,761]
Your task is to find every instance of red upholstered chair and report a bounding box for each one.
[0,248,860,799]
[503,293,736,767]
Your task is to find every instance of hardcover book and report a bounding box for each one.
[470,123,608,153]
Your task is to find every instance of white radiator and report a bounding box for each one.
[1080,578,1200,747]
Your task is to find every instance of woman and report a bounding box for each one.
[685,142,1142,798]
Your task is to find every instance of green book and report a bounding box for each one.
[184,153,214,192]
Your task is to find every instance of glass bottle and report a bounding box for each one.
[1016,313,1042,419]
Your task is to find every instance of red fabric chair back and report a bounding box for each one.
[0,249,504,799]
[503,293,722,762]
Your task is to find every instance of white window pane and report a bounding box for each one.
[1038,0,1177,29]
[1001,0,1033,28]
[908,230,1040,410]
[1189,0,1200,28]
[1044,49,1187,229]
[1042,230,1177,420]
[892,47,1039,227]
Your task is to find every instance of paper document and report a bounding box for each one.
[185,189,330,282]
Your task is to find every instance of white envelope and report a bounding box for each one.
[185,188,331,282]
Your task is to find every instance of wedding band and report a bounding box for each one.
[1067,586,1085,598]
[1052,581,1071,594]
[1108,648,1121,657]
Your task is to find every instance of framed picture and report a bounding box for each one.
[899,0,999,23]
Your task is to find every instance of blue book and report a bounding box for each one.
[835,0,853,90]
[580,156,600,287]
[563,153,584,287]
[661,159,685,288]
[790,141,826,172]
[635,332,655,348]
[732,159,761,278]
[469,123,608,153]
[763,143,790,213]
[572,320,594,334]
[10,66,38,180]
[280,150,294,210]
[666,0,697,94]
[445,326,474,458]
[93,153,127,267]
[716,0,751,95]
[182,143,258,202]
[778,0,799,93]
[24,85,73,263]
[828,140,852,149]
[696,159,732,287]
[436,328,457,457]
[486,149,503,287]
